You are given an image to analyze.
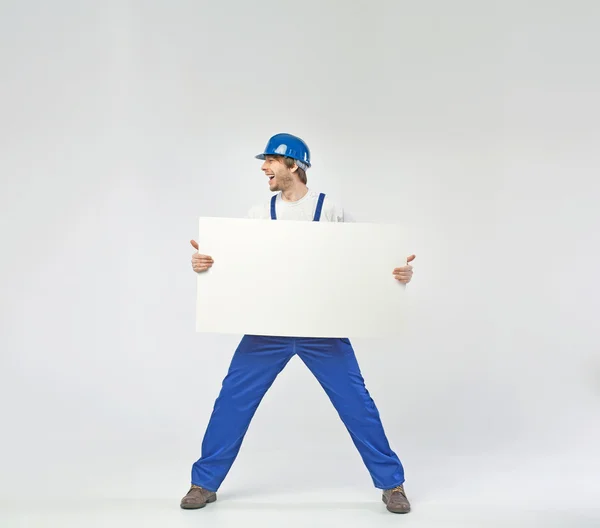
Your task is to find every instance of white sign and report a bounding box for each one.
[196,217,408,338]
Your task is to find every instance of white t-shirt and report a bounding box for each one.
[247,189,347,222]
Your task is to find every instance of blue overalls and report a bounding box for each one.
[191,193,405,491]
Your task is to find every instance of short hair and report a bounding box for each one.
[282,157,307,184]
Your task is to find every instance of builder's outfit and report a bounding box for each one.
[189,190,405,492]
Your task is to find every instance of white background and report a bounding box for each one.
[1,0,599,526]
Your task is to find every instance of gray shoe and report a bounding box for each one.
[382,484,411,513]
[180,484,217,509]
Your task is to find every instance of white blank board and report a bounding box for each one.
[196,217,408,338]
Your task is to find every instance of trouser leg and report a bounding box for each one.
[297,337,405,489]
[191,335,295,491]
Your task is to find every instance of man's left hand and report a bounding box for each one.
[393,255,416,284]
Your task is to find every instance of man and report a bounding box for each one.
[183,133,416,514]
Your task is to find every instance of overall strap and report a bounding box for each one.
[313,193,326,221]
[270,195,277,220]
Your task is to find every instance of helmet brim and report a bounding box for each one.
[254,153,310,168]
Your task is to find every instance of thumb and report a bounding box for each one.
[406,254,416,264]
[190,239,199,251]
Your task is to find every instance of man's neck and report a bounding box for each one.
[281,184,309,203]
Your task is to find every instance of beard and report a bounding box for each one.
[272,173,293,191]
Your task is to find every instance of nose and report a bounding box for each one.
[261,160,268,172]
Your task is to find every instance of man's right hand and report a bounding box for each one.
[190,240,214,272]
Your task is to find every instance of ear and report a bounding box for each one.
[289,162,298,173]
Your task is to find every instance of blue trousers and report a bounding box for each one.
[191,335,404,491]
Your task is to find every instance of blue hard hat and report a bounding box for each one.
[255,133,311,169]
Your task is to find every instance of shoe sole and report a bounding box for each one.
[180,495,217,510]
[382,495,410,514]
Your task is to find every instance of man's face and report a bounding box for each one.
[261,156,295,192]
